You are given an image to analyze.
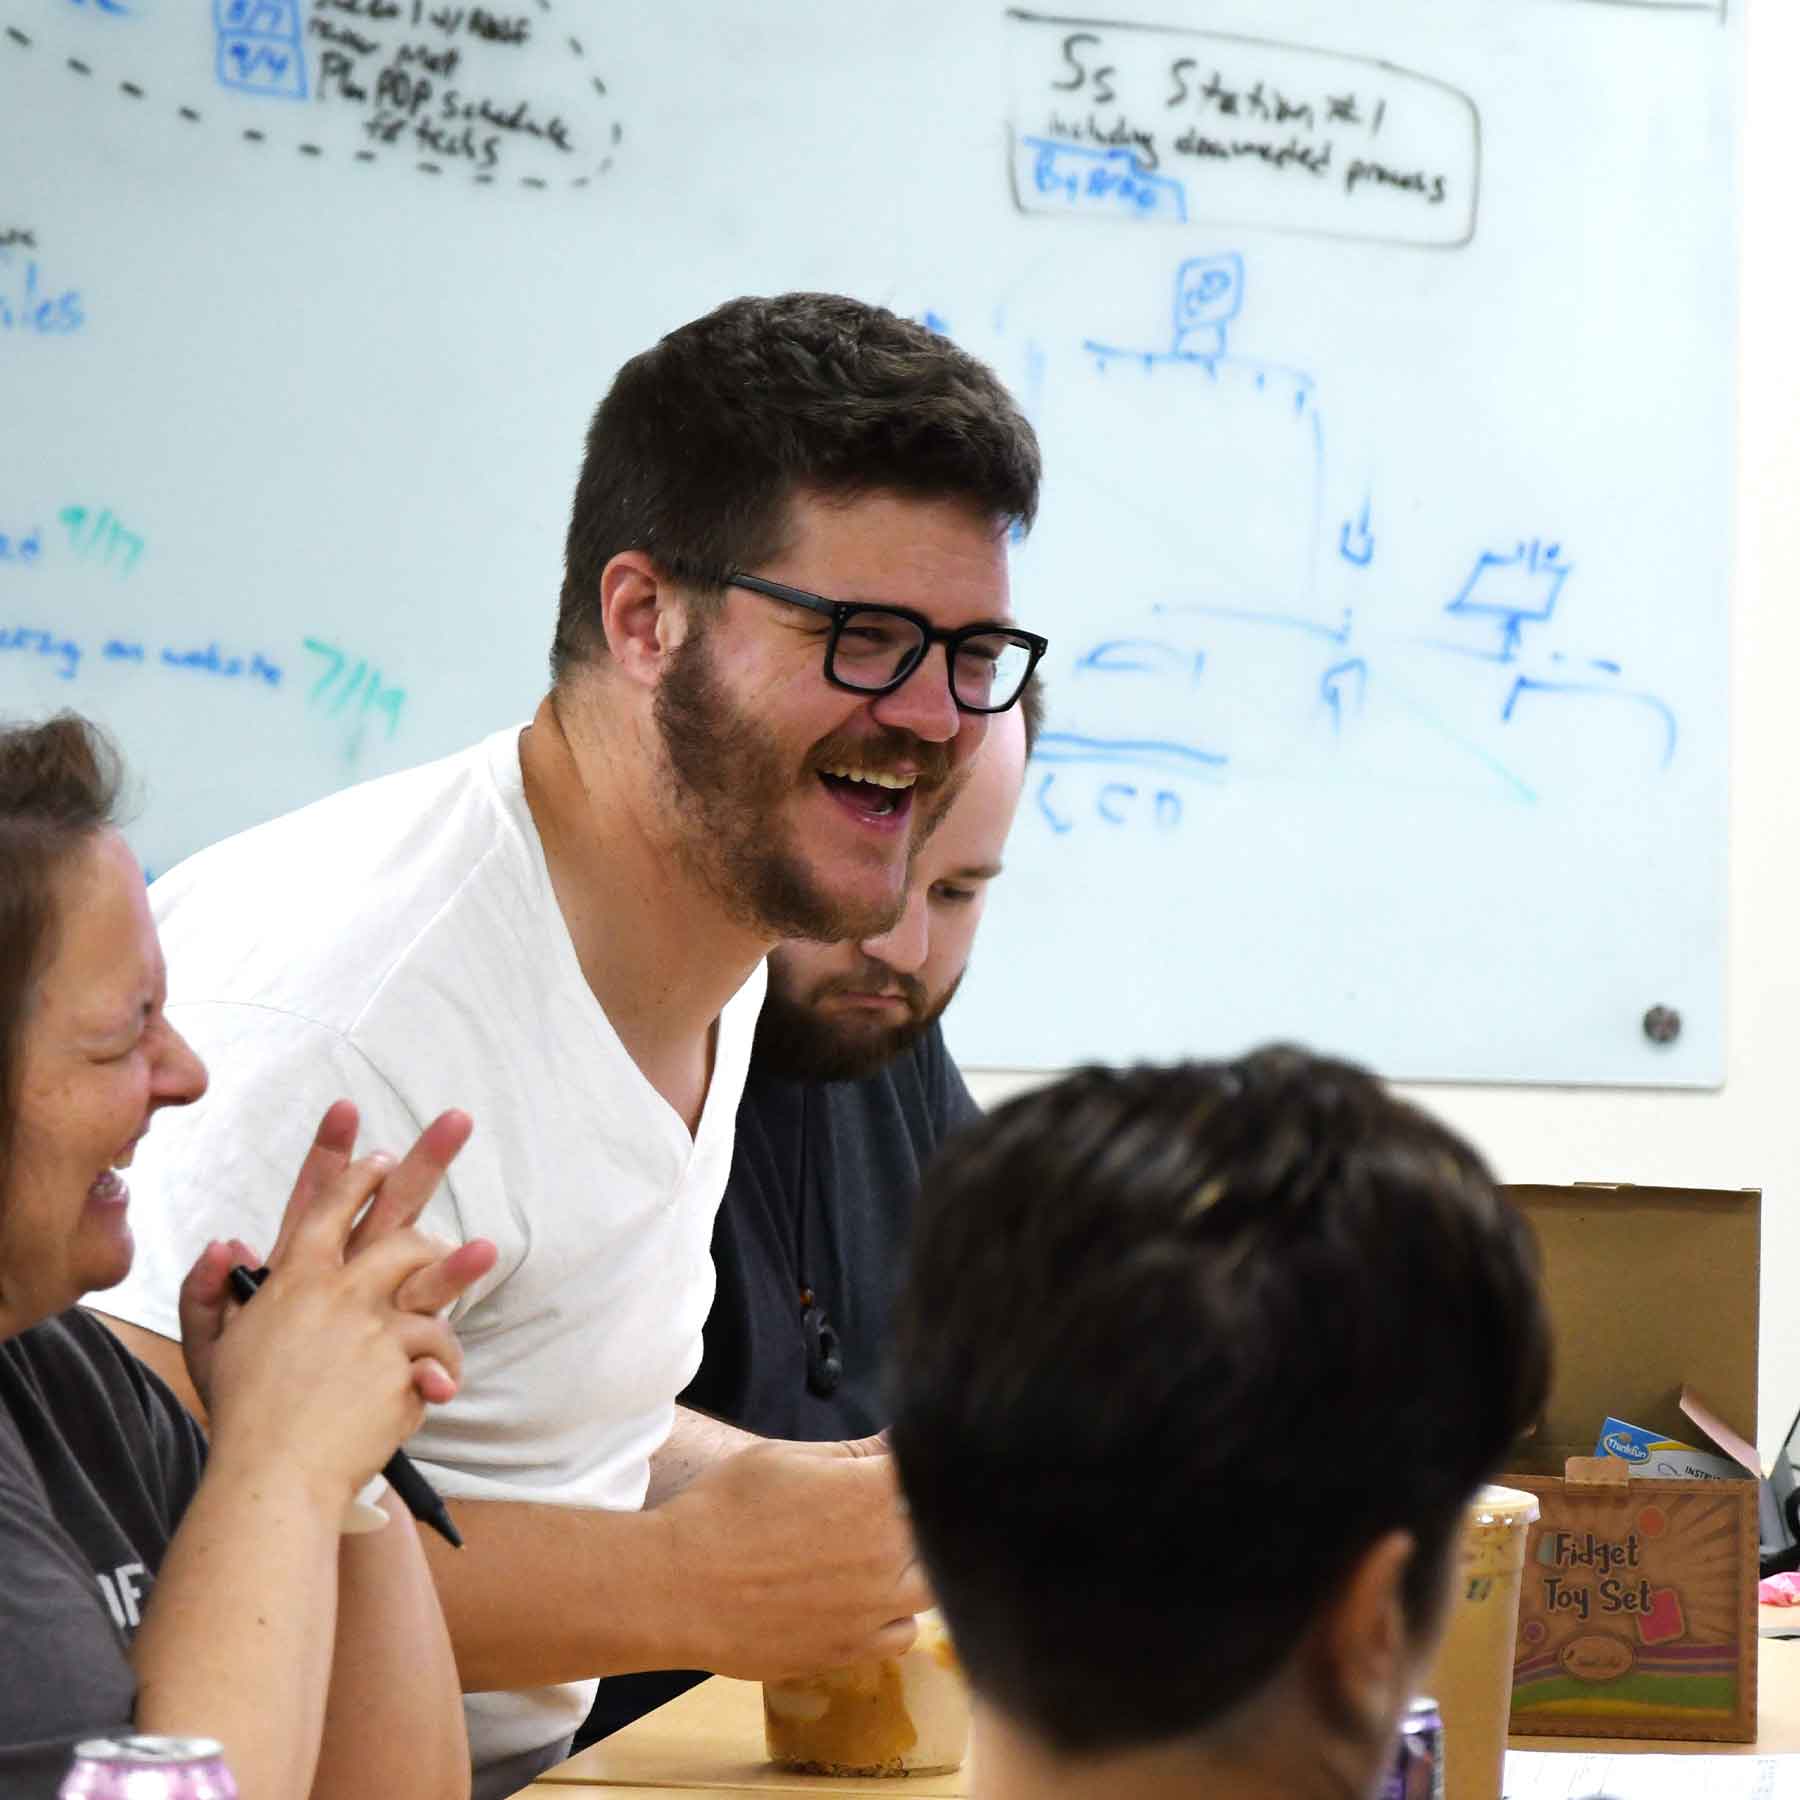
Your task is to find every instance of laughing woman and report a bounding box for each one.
[0,712,494,1798]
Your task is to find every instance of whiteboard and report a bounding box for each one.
[0,0,1735,1086]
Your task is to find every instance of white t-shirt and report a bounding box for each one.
[100,724,764,1773]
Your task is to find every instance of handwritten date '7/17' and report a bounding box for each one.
[303,636,406,757]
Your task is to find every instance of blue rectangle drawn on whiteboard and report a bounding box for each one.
[214,0,307,99]
[1015,135,1187,223]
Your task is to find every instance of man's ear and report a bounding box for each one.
[1308,1528,1426,1746]
[598,550,690,687]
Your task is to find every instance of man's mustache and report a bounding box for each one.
[807,726,954,792]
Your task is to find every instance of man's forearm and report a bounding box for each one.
[424,1438,927,1695]
[645,1404,760,1505]
[421,1497,688,1691]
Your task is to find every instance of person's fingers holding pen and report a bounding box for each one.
[193,1113,479,1515]
[183,1236,262,1318]
[175,1234,264,1413]
[206,1264,422,1491]
[206,1233,474,1497]
[343,1109,473,1257]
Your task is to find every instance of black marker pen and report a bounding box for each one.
[227,1264,464,1550]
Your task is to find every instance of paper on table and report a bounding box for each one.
[1507,1749,1798,1796]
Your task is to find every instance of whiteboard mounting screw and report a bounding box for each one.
[1642,1006,1681,1045]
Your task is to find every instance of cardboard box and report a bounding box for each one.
[1501,1182,1762,1743]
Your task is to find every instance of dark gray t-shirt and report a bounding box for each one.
[0,1309,207,1793]
[682,1020,980,1441]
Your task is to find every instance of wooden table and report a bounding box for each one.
[535,1673,969,1794]
[524,1635,1800,1794]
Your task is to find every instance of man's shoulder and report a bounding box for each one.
[153,728,542,1029]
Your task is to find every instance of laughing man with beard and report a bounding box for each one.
[87,293,1045,1797]
[573,687,1039,1749]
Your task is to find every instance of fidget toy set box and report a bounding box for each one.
[1500,1183,1763,1743]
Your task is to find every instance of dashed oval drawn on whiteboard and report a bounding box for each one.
[2,0,623,190]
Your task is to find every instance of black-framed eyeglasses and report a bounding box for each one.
[725,572,1048,714]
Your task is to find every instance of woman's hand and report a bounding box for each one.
[180,1101,496,1502]
[176,1234,264,1417]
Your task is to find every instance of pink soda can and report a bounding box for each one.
[60,1736,238,1800]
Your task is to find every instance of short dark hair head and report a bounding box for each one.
[889,1047,1550,1759]
[0,713,124,1184]
[552,293,1041,681]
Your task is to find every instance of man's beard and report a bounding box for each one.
[653,624,954,942]
[754,957,964,1083]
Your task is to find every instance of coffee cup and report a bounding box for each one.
[1419,1484,1540,1800]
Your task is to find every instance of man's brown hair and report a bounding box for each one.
[552,293,1041,681]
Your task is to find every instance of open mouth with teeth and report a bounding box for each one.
[88,1138,140,1206]
[817,762,918,825]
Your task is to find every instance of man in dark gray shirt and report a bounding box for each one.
[685,1007,980,1443]
[576,693,1036,1748]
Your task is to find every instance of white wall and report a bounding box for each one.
[969,0,1798,1458]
